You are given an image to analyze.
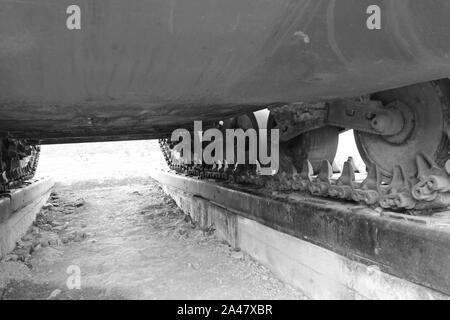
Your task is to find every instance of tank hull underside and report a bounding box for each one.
[2,0,450,142]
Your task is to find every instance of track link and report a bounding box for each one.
[159,138,450,213]
[0,139,41,191]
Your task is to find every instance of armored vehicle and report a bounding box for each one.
[2,0,450,211]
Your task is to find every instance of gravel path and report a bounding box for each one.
[0,177,307,300]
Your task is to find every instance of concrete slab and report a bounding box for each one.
[156,171,450,300]
[0,178,54,258]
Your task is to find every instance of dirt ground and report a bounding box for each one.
[0,140,308,300]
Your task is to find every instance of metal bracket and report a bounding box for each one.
[326,99,406,136]
[270,98,410,142]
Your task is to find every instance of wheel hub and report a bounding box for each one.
[355,81,449,180]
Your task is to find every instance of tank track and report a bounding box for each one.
[159,138,450,213]
[0,139,40,191]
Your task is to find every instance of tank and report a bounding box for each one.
[3,0,450,212]
[1,0,450,141]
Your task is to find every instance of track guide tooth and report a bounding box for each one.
[309,160,332,196]
[329,158,356,200]
[380,166,416,209]
[352,164,381,205]
[338,158,356,184]
[317,160,333,181]
[298,160,313,191]
[347,156,359,173]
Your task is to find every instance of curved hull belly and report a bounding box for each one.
[1,0,450,140]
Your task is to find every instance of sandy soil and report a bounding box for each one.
[0,140,307,300]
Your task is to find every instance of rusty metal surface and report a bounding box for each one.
[152,169,450,295]
[2,0,450,140]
